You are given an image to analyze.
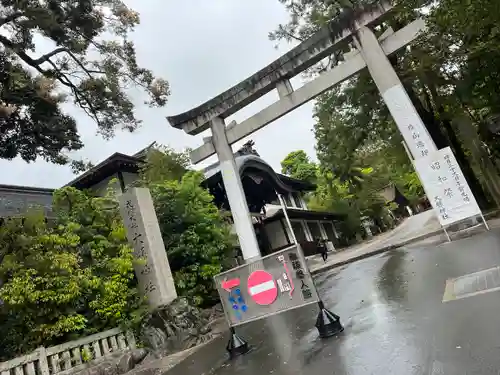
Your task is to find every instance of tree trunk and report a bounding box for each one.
[440,118,490,208]
[389,48,449,148]
[454,114,500,207]
[402,82,449,148]
[423,78,490,209]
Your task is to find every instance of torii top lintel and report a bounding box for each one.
[166,1,393,135]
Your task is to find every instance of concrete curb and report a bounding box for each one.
[310,211,500,276]
[161,334,228,375]
[311,228,460,276]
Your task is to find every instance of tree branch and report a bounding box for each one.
[1,35,93,83]
[32,47,69,64]
[33,47,94,79]
[0,34,102,125]
[280,28,305,43]
[0,11,23,27]
[66,28,156,91]
[43,57,95,116]
[0,34,48,75]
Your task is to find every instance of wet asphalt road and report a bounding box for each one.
[173,230,500,375]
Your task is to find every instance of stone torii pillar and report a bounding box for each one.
[353,26,437,159]
[210,117,261,261]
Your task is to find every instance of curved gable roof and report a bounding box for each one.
[203,154,315,193]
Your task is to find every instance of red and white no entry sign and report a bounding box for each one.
[247,270,278,305]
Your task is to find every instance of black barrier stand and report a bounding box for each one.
[223,245,343,361]
[315,300,344,338]
[226,326,250,359]
[277,194,344,339]
[220,193,344,361]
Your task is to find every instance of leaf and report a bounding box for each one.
[0,0,169,164]
[0,187,141,360]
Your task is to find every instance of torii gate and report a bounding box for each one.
[167,1,435,261]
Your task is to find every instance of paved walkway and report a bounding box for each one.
[185,229,500,375]
[157,212,500,375]
[307,210,500,274]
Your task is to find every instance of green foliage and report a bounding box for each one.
[139,146,191,185]
[0,0,169,165]
[357,142,424,203]
[272,1,434,237]
[81,347,93,363]
[283,147,407,241]
[269,0,374,74]
[280,150,318,183]
[139,147,235,307]
[307,173,361,242]
[0,187,144,360]
[273,0,500,209]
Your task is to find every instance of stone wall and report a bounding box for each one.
[140,298,214,357]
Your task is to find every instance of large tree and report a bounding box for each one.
[272,0,500,209]
[0,0,169,165]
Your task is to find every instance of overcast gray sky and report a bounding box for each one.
[0,0,318,188]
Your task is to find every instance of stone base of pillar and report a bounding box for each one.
[140,297,214,357]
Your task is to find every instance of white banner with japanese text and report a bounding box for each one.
[414,147,482,226]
